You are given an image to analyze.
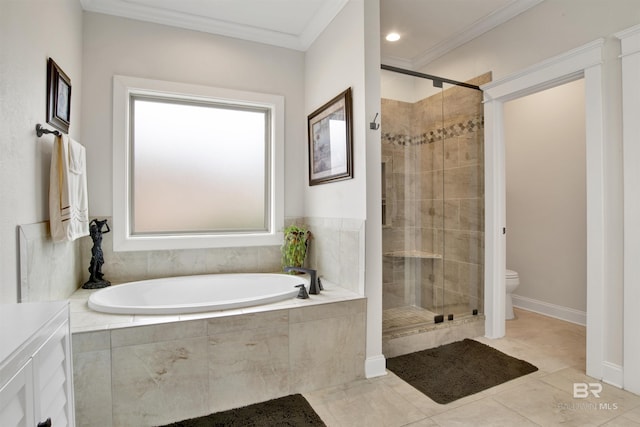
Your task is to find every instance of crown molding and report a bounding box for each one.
[411,0,544,69]
[616,24,640,57]
[482,38,603,101]
[80,0,347,51]
[298,0,349,50]
[380,55,414,70]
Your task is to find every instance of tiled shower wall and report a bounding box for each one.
[381,73,490,317]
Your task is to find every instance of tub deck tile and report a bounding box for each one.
[111,318,208,348]
[207,309,289,335]
[111,336,210,426]
[208,325,290,412]
[69,280,363,333]
[71,280,366,427]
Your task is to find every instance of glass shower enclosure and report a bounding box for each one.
[381,65,488,334]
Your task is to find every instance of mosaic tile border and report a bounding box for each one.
[382,116,484,147]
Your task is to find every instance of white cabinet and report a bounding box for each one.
[0,361,33,427]
[0,302,74,427]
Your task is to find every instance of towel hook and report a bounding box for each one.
[369,113,380,130]
[36,124,61,137]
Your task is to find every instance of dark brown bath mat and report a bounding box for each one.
[386,338,538,404]
[158,394,326,427]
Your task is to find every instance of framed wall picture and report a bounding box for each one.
[307,87,353,186]
[46,58,71,134]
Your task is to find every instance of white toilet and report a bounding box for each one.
[505,269,520,320]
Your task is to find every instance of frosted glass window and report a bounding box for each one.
[113,76,284,251]
[130,96,269,235]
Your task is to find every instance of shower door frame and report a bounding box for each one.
[482,39,606,382]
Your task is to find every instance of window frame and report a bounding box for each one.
[112,75,284,251]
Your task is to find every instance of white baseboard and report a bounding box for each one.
[365,355,387,378]
[601,361,624,388]
[512,295,586,326]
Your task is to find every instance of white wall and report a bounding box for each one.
[304,0,367,220]
[81,12,306,220]
[363,0,385,378]
[304,0,386,377]
[504,79,586,312]
[417,0,638,369]
[0,0,84,303]
[380,69,442,103]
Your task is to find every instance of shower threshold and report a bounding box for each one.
[383,305,437,333]
[382,305,486,357]
[383,305,483,334]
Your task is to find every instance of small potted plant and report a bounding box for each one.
[281,224,311,271]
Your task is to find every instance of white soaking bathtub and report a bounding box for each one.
[87,273,306,315]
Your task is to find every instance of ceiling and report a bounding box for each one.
[80,0,543,69]
[380,0,542,69]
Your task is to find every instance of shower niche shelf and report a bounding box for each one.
[383,250,442,259]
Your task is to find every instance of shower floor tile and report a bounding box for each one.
[383,306,436,332]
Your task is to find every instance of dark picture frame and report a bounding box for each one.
[307,87,353,186]
[46,58,71,134]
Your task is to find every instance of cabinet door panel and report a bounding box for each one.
[33,321,73,427]
[0,361,34,427]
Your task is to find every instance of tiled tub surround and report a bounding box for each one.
[79,216,363,295]
[18,222,84,302]
[302,217,365,295]
[70,282,365,426]
[18,216,364,301]
[18,217,366,426]
[381,73,490,320]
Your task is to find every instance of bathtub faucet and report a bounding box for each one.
[284,266,320,295]
[295,284,309,299]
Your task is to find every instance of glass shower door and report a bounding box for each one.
[381,68,485,335]
[437,81,484,322]
[381,69,446,331]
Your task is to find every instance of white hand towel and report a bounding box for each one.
[49,135,90,242]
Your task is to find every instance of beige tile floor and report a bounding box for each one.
[304,308,640,426]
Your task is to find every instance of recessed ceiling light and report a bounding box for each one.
[385,32,400,42]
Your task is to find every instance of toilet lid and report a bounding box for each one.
[506,269,519,278]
